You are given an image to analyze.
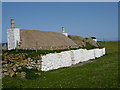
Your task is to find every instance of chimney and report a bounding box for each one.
[11,19,15,29]
[62,27,65,33]
[61,27,68,36]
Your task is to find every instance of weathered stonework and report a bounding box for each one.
[2,48,105,77]
[41,48,105,71]
[2,53,42,78]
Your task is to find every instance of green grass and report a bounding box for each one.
[2,41,119,88]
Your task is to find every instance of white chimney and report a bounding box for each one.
[62,27,68,36]
[11,19,15,29]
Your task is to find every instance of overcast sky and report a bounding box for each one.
[2,2,118,43]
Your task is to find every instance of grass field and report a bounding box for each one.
[2,41,119,88]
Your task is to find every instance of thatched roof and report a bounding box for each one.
[68,35,99,47]
[85,37,100,47]
[68,35,86,47]
[19,29,79,50]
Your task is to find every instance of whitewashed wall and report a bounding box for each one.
[7,28,20,50]
[41,48,105,71]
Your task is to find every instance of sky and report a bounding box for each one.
[2,2,118,43]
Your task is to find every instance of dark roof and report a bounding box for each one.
[91,37,96,39]
[1,43,8,50]
[2,43,7,46]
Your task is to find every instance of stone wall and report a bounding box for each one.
[2,48,105,77]
[41,48,105,71]
[2,53,42,78]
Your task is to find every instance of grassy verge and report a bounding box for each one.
[2,41,119,88]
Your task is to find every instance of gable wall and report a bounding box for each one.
[7,28,20,50]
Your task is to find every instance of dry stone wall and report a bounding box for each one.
[2,53,42,78]
[41,48,105,71]
[2,48,105,77]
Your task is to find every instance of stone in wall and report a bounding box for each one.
[2,53,42,78]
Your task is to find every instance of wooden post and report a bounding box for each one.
[36,41,38,52]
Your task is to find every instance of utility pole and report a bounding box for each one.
[36,41,38,53]
[103,38,105,46]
